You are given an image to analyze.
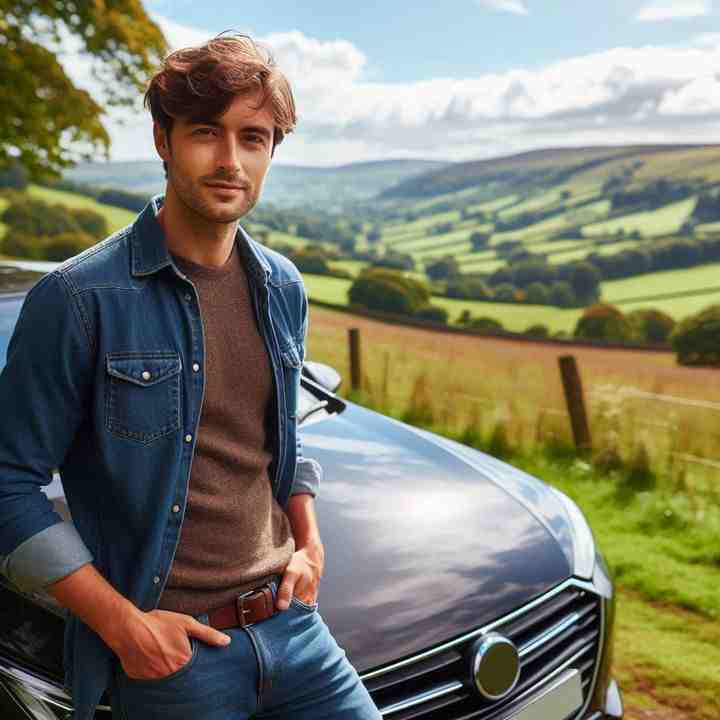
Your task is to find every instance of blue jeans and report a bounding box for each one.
[109,580,382,719]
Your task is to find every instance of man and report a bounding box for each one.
[0,33,381,720]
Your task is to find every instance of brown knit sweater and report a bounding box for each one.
[156,240,295,615]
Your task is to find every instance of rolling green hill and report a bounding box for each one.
[63,158,451,211]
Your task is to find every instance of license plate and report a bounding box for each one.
[510,668,584,720]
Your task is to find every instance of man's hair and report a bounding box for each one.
[144,32,296,174]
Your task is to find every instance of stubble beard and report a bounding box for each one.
[169,167,261,225]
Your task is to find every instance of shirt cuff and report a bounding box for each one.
[0,522,94,594]
[291,457,323,498]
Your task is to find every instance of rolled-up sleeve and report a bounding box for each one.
[0,271,94,593]
[290,281,322,498]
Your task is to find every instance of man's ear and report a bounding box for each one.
[153,122,170,162]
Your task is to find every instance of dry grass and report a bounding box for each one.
[307,304,720,483]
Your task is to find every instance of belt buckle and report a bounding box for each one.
[235,582,273,628]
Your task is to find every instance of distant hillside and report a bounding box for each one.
[380,144,720,201]
[63,158,450,211]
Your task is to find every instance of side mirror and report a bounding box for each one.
[302,360,343,393]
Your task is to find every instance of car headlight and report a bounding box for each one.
[551,488,596,579]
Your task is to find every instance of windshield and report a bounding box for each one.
[0,297,23,370]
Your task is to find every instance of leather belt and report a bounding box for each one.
[206,576,281,630]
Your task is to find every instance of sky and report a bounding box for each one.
[58,0,720,167]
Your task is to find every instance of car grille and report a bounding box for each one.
[361,579,603,719]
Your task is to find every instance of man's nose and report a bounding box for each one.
[215,135,245,177]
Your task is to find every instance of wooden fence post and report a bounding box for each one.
[558,355,592,452]
[349,328,361,391]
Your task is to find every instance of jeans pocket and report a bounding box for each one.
[119,636,199,685]
[105,351,182,444]
[290,595,319,613]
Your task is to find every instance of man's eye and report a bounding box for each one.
[193,128,215,136]
[246,135,265,144]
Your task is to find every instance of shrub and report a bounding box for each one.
[671,304,720,367]
[526,282,550,305]
[549,281,576,307]
[70,208,108,240]
[524,323,549,338]
[2,196,81,236]
[574,303,634,343]
[42,232,94,260]
[469,231,491,250]
[2,231,43,259]
[626,308,675,344]
[290,251,330,274]
[96,189,149,212]
[468,316,505,334]
[413,304,449,324]
[348,267,430,316]
[568,261,601,305]
[445,277,493,300]
[494,283,516,302]
[426,255,460,280]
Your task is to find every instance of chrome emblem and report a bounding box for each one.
[468,632,520,700]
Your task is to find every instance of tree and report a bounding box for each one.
[671,305,720,367]
[468,316,505,334]
[1,2,167,178]
[526,282,550,305]
[524,324,549,338]
[71,208,109,240]
[425,255,460,281]
[574,304,634,343]
[568,261,601,305]
[549,281,576,308]
[0,160,28,189]
[626,309,675,344]
[469,231,491,251]
[494,283,517,302]
[366,226,382,244]
[348,267,430,316]
[414,304,448,324]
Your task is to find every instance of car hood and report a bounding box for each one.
[300,402,573,673]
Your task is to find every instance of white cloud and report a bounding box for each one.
[476,0,529,15]
[636,0,712,22]
[47,16,720,166]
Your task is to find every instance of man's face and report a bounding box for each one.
[154,90,275,224]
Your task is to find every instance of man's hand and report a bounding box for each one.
[111,606,232,681]
[46,563,231,681]
[276,541,325,610]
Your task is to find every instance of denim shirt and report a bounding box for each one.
[0,195,322,720]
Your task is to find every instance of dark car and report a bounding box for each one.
[0,265,623,719]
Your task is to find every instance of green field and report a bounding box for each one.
[27,184,136,231]
[583,196,697,238]
[464,194,518,215]
[302,272,584,331]
[602,263,720,302]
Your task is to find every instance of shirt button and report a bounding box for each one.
[172,504,181,513]
[141,370,151,381]
[153,576,160,584]
[192,362,200,372]
[185,433,193,443]
[184,292,192,302]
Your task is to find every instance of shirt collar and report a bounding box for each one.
[130,194,271,283]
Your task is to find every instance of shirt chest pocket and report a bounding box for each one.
[105,352,182,444]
